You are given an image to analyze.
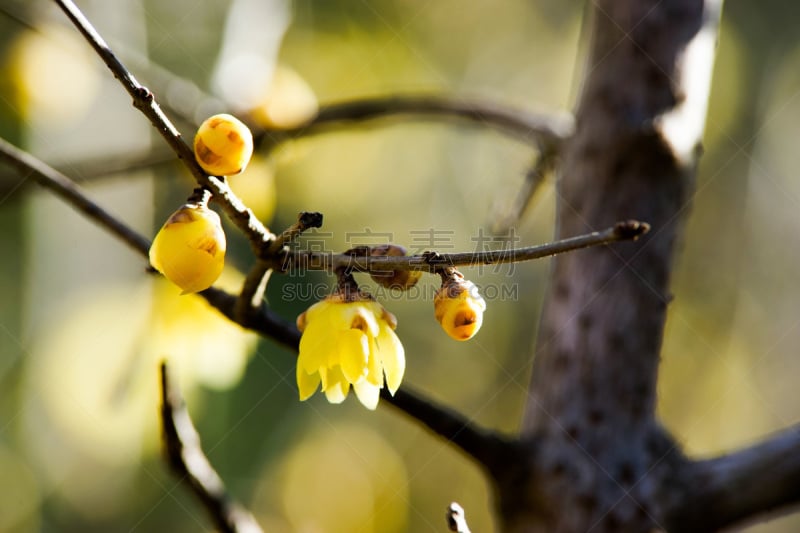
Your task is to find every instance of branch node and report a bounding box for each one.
[613,219,650,240]
[262,211,324,258]
[135,86,153,101]
[298,211,324,229]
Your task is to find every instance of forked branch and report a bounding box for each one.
[0,137,513,469]
[667,425,800,531]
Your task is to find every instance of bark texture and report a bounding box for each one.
[494,1,721,531]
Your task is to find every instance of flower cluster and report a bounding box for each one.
[296,264,486,409]
[152,112,489,410]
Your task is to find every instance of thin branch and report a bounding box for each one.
[234,261,272,324]
[0,137,150,256]
[447,502,472,533]
[160,362,264,533]
[235,212,323,322]
[0,137,298,347]
[52,0,274,249]
[491,149,557,234]
[381,386,513,471]
[274,220,650,274]
[2,130,643,283]
[0,146,177,196]
[4,132,522,501]
[667,425,800,531]
[0,139,504,462]
[265,211,324,256]
[260,96,574,151]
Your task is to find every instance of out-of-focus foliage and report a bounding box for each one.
[0,0,799,532]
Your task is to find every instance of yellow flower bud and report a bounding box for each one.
[193,113,254,176]
[149,203,226,294]
[434,276,486,341]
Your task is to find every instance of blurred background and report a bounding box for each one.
[0,0,799,531]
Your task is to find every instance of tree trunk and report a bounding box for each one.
[493,1,722,531]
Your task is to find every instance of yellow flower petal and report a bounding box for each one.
[377,325,405,394]
[297,365,320,401]
[365,338,383,387]
[324,366,349,404]
[353,379,380,410]
[340,303,380,337]
[338,329,369,383]
[442,301,484,341]
[298,321,334,375]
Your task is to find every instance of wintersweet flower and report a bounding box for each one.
[296,295,405,410]
[149,202,226,294]
[434,276,486,341]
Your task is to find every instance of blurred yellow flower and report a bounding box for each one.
[296,296,405,410]
[250,64,319,129]
[434,277,486,341]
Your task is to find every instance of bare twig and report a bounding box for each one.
[274,220,650,274]
[381,386,513,472]
[234,260,273,324]
[491,149,557,234]
[0,146,177,196]
[235,212,324,322]
[260,96,574,151]
[264,211,324,256]
[159,362,264,533]
[0,135,636,350]
[447,502,472,533]
[52,0,274,249]
[0,137,150,256]
[3,132,646,282]
[0,138,508,467]
[667,425,800,531]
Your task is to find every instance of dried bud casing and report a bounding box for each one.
[434,273,486,341]
[369,244,422,290]
[149,203,226,294]
[193,113,254,176]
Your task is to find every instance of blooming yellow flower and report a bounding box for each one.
[434,278,486,341]
[296,296,405,410]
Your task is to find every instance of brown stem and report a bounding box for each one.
[274,220,649,273]
[260,96,574,151]
[52,0,274,249]
[160,362,264,533]
[0,137,150,256]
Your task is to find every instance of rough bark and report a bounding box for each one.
[494,1,722,531]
